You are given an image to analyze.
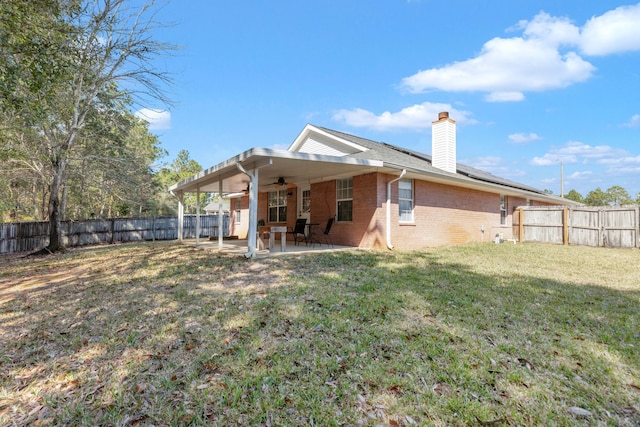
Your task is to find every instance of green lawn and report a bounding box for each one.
[1,242,638,426]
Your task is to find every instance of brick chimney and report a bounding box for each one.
[432,112,456,174]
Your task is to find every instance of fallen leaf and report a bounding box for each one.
[388,385,402,396]
[517,358,535,370]
[432,382,451,396]
[568,406,592,417]
[475,415,507,426]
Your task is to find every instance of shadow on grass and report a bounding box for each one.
[1,242,638,425]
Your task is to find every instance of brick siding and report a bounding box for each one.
[232,173,558,248]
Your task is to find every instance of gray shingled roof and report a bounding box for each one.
[317,126,546,195]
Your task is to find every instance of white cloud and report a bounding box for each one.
[508,132,542,144]
[400,5,640,102]
[332,102,476,130]
[400,12,594,101]
[532,141,628,165]
[485,92,525,102]
[622,114,640,128]
[598,155,640,166]
[580,4,640,55]
[135,108,171,131]
[568,171,592,179]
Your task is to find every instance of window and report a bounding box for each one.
[302,189,310,213]
[235,198,241,223]
[336,177,353,222]
[500,195,507,225]
[398,179,414,222]
[268,190,287,223]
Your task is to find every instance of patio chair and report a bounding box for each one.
[310,217,334,248]
[288,218,308,245]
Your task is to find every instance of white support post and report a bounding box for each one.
[218,180,224,250]
[196,187,201,245]
[177,191,184,242]
[237,163,258,258]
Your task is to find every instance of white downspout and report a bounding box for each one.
[386,169,406,250]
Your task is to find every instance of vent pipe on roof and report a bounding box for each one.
[432,112,456,174]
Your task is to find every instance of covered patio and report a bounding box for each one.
[168,145,385,258]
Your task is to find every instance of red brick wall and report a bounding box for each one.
[385,179,501,249]
[309,173,386,247]
[243,173,561,248]
[229,196,250,239]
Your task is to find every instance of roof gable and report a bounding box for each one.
[288,125,368,157]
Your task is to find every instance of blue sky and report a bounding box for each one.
[136,0,640,199]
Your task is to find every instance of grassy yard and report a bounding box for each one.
[1,242,638,426]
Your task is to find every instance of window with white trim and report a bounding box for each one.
[500,195,507,225]
[398,179,414,222]
[268,190,287,223]
[302,189,310,213]
[235,198,241,223]
[336,177,353,222]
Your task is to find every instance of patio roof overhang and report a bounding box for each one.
[168,148,384,196]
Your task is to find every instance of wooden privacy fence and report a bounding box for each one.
[516,205,640,248]
[0,214,229,255]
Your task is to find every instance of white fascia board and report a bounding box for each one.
[168,147,260,192]
[288,124,369,153]
[168,147,382,193]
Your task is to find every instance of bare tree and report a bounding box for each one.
[1,0,176,252]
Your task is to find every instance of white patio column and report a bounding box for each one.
[177,191,184,242]
[195,187,201,245]
[218,180,224,250]
[237,163,258,258]
[247,168,258,257]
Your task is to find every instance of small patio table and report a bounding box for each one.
[269,226,287,252]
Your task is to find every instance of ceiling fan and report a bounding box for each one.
[272,177,288,186]
[260,176,294,192]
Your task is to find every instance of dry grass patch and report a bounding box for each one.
[0,241,638,426]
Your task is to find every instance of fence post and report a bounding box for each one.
[563,207,569,245]
[636,205,640,249]
[518,208,524,243]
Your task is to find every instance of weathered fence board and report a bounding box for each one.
[519,205,639,248]
[0,215,229,255]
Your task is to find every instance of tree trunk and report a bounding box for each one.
[47,157,66,252]
[60,183,67,221]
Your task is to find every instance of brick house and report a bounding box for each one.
[169,113,574,257]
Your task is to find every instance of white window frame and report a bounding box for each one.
[301,189,311,214]
[500,195,507,225]
[235,198,241,223]
[336,177,353,222]
[398,178,414,223]
[268,189,287,223]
